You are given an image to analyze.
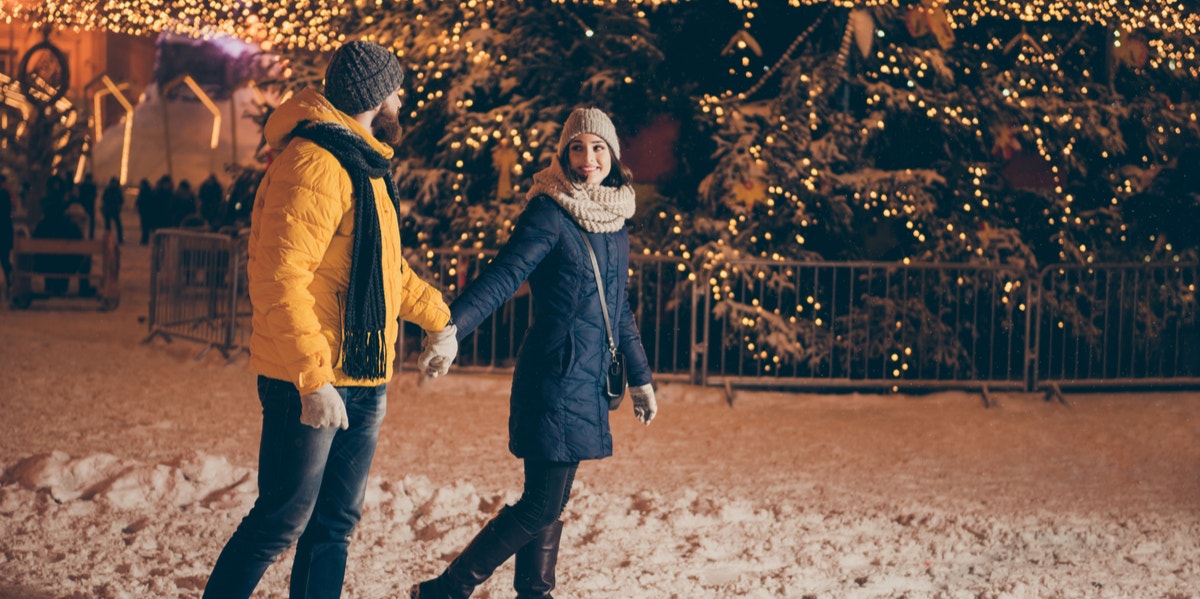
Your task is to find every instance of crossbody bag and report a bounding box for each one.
[578,231,627,410]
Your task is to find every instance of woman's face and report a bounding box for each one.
[567,133,612,185]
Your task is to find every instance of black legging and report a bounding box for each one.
[0,246,11,287]
[103,213,124,244]
[508,460,577,535]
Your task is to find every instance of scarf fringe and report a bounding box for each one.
[341,328,388,379]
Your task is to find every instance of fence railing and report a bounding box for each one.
[698,261,1033,391]
[401,250,700,381]
[1033,262,1199,390]
[147,230,1199,391]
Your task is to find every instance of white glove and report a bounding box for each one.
[300,383,349,430]
[630,383,657,425]
[418,323,458,378]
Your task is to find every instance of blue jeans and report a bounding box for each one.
[203,376,387,599]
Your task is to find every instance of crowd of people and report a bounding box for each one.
[1,171,229,294]
[134,172,225,243]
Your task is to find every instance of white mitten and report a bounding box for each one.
[418,323,458,378]
[629,383,657,425]
[300,383,349,430]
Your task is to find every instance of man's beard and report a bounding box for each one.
[371,106,403,148]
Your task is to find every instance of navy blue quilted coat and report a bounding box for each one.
[450,196,653,462]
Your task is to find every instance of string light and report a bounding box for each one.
[1,1,1197,47]
[3,0,1193,375]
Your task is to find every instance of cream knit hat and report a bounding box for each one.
[556,107,621,160]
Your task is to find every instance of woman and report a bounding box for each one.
[412,107,658,599]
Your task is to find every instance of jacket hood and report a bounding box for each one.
[264,87,394,159]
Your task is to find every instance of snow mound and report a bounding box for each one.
[1,451,255,510]
[0,449,1198,597]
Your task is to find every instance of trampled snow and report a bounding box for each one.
[1,236,1198,598]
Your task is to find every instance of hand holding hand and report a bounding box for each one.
[300,383,349,430]
[418,323,458,378]
[630,383,657,425]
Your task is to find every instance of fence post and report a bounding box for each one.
[689,270,699,385]
[1023,270,1039,392]
[223,234,240,353]
[691,266,712,387]
[145,231,163,339]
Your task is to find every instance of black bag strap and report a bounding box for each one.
[578,231,618,359]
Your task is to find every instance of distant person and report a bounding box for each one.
[135,179,154,245]
[222,169,263,229]
[41,174,68,219]
[202,40,454,599]
[0,175,13,289]
[198,174,223,228]
[172,179,197,227]
[75,173,98,239]
[31,198,89,296]
[64,198,90,237]
[410,107,658,599]
[152,175,174,234]
[100,177,125,244]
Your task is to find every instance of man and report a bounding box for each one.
[75,172,97,239]
[203,41,458,599]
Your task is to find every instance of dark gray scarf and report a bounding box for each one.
[293,120,398,379]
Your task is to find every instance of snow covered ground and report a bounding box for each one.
[1,236,1199,598]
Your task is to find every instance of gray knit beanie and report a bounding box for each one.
[557,107,621,160]
[324,41,405,115]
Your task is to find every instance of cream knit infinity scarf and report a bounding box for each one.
[526,162,635,233]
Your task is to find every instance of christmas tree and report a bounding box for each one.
[17,1,1191,379]
[260,0,669,257]
[402,1,666,256]
[249,0,674,366]
[670,3,1199,377]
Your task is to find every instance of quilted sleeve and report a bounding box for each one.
[397,254,451,332]
[450,197,561,340]
[618,294,653,387]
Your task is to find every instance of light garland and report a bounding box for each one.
[693,3,1198,276]
[1,1,1198,49]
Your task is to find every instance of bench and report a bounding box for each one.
[9,231,120,311]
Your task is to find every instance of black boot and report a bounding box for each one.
[513,520,563,599]
[411,508,534,599]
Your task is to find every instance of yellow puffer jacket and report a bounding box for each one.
[247,87,449,394]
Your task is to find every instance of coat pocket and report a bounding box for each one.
[332,291,344,368]
[558,329,575,377]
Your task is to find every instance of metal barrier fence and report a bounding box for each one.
[403,250,699,382]
[147,230,1198,391]
[1033,262,1200,391]
[146,229,249,359]
[698,261,1032,391]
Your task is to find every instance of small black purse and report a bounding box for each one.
[605,350,627,409]
[580,231,627,411]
